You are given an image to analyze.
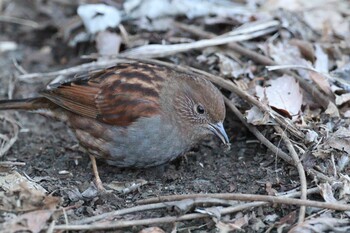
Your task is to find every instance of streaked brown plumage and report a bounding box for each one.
[0,61,229,188]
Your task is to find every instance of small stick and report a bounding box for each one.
[0,161,26,166]
[274,126,307,224]
[54,192,350,231]
[223,97,293,165]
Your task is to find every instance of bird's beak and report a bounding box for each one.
[208,122,229,145]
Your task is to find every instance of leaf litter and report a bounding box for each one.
[0,0,350,232]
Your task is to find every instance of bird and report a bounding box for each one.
[0,61,229,190]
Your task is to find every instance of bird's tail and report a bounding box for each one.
[0,97,51,111]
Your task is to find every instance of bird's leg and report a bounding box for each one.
[89,155,105,192]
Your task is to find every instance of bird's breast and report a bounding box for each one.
[70,115,189,168]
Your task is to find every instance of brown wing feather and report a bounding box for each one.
[41,62,165,126]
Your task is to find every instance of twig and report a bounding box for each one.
[120,20,279,58]
[73,187,323,226]
[223,96,293,165]
[0,161,26,166]
[53,191,350,231]
[0,15,40,28]
[274,126,307,224]
[72,198,235,225]
[135,193,349,211]
[17,58,130,82]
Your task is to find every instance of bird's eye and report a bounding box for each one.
[196,104,205,114]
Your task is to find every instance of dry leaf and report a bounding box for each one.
[326,127,350,153]
[335,93,350,106]
[319,183,337,203]
[0,209,54,233]
[246,106,270,125]
[289,217,350,233]
[256,75,302,119]
[139,227,165,233]
[77,4,121,34]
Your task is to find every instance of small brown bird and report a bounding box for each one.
[0,61,229,190]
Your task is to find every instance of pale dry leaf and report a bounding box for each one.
[309,72,332,96]
[319,183,337,203]
[289,217,350,233]
[0,41,18,53]
[326,127,350,153]
[264,214,279,222]
[77,4,121,34]
[266,42,312,81]
[256,75,302,119]
[0,172,60,212]
[139,227,165,233]
[339,175,350,201]
[124,0,249,20]
[0,171,46,193]
[314,44,329,73]
[325,102,340,117]
[216,53,252,79]
[305,130,319,143]
[216,215,249,233]
[309,44,332,95]
[344,110,350,118]
[267,42,311,68]
[0,209,54,233]
[267,42,332,96]
[335,93,350,106]
[245,105,270,125]
[304,7,350,38]
[338,155,350,172]
[261,0,322,11]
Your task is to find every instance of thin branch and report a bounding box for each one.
[274,126,307,224]
[54,190,350,231]
[120,20,279,58]
[72,198,235,225]
[223,96,293,165]
[135,193,350,211]
[0,161,26,166]
[0,15,40,28]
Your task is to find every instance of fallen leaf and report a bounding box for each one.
[139,227,165,233]
[336,93,350,106]
[256,75,302,120]
[0,209,54,233]
[77,4,121,34]
[319,183,337,203]
[289,217,350,233]
[326,127,350,153]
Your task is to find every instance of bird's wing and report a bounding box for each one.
[41,63,165,126]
